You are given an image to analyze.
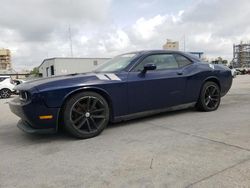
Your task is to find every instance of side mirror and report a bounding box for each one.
[142,63,156,73]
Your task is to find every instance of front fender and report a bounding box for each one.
[61,86,113,111]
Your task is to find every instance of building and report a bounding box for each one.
[0,49,11,70]
[232,42,250,68]
[162,39,179,50]
[39,57,110,77]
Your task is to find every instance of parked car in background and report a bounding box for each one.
[232,68,237,78]
[236,68,250,75]
[9,50,233,139]
[12,79,26,94]
[13,79,25,85]
[229,66,237,78]
[0,76,15,98]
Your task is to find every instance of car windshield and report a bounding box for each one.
[94,53,137,73]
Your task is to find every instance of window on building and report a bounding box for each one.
[46,67,49,77]
[93,60,98,66]
[50,65,54,76]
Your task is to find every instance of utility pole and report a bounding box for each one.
[68,26,73,57]
[183,35,186,52]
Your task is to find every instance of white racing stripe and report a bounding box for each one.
[96,74,109,80]
[209,64,215,69]
[105,73,121,81]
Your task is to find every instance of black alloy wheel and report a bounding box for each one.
[197,81,221,112]
[63,91,109,139]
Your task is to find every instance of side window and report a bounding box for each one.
[0,78,7,82]
[174,54,192,67]
[133,54,179,72]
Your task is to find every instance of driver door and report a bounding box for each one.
[127,53,187,114]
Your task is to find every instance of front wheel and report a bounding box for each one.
[196,81,221,112]
[63,91,110,139]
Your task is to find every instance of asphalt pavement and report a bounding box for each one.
[0,75,250,188]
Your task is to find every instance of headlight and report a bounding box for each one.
[19,91,30,102]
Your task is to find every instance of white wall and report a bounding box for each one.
[39,58,110,77]
[39,59,55,77]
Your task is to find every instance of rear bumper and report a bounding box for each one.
[17,119,57,134]
[221,74,233,97]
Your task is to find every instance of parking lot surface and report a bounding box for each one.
[1,76,250,188]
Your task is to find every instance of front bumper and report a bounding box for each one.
[17,119,57,134]
[9,96,60,134]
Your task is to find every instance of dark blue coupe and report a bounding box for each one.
[9,50,233,138]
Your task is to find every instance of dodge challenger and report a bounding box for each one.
[9,50,233,139]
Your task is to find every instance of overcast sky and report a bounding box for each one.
[0,0,250,71]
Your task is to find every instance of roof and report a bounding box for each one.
[189,52,204,55]
[121,49,198,56]
[122,50,202,62]
[125,49,182,54]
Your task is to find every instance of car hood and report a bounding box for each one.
[15,72,125,92]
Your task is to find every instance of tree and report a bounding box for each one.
[222,60,228,65]
[211,57,228,65]
[30,67,40,77]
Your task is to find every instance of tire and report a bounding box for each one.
[196,81,221,112]
[0,88,11,99]
[63,91,110,139]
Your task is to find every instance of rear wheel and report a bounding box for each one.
[196,81,221,111]
[0,88,11,98]
[63,91,110,139]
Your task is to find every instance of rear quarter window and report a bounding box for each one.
[174,54,193,68]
